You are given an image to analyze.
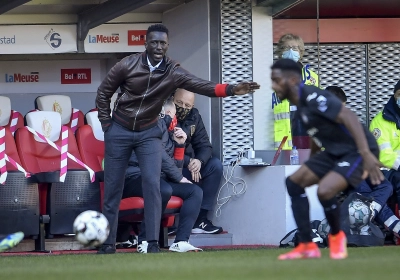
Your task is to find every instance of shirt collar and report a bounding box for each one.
[147,56,163,72]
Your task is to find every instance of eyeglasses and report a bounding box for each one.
[282,45,300,51]
[175,100,193,109]
[148,41,168,48]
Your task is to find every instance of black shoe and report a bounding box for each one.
[148,242,161,253]
[192,219,223,234]
[137,241,161,253]
[97,244,116,254]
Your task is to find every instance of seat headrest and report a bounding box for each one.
[86,111,104,141]
[36,95,72,125]
[0,96,11,126]
[26,111,61,143]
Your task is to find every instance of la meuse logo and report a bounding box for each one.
[88,33,119,43]
[5,72,39,83]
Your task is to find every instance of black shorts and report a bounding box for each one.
[304,149,378,188]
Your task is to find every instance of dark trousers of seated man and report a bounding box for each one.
[382,169,400,208]
[119,176,203,243]
[103,121,162,246]
[182,157,223,221]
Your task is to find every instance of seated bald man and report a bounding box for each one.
[172,88,223,234]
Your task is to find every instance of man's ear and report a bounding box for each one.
[289,73,301,85]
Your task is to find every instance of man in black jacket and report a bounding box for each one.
[173,88,223,234]
[96,24,260,254]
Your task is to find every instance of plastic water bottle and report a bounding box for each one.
[290,146,300,165]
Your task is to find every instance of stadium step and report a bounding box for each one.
[169,232,233,247]
[6,232,233,253]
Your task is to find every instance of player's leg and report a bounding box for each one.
[279,152,333,260]
[321,152,368,259]
[318,171,348,259]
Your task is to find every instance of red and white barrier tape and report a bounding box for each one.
[0,127,31,184]
[70,108,80,133]
[9,110,19,135]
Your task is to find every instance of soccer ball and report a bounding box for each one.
[317,218,331,239]
[73,210,110,247]
[348,199,371,229]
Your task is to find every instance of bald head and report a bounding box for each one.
[173,88,195,109]
[173,88,195,121]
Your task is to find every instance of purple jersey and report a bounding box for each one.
[295,84,378,156]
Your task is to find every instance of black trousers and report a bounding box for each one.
[102,121,163,245]
[182,157,223,211]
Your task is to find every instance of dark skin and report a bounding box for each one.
[145,31,260,94]
[145,31,169,66]
[271,68,383,200]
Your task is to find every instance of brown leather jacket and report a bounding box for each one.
[96,52,234,131]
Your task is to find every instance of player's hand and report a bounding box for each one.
[362,152,384,185]
[233,82,260,96]
[188,158,202,173]
[179,177,192,184]
[191,171,202,183]
[173,127,187,144]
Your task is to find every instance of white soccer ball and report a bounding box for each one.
[317,218,331,239]
[73,210,110,247]
[348,199,370,229]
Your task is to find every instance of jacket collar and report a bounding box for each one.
[382,96,400,129]
[141,51,168,71]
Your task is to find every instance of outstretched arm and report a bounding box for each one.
[232,82,260,95]
[336,105,384,185]
[172,66,260,97]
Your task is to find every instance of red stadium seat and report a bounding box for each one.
[35,95,84,133]
[0,96,24,135]
[15,111,100,249]
[0,126,39,239]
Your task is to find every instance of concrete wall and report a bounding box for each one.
[252,6,274,150]
[212,165,325,245]
[163,0,212,138]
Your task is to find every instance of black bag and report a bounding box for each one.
[340,192,385,247]
[279,220,326,248]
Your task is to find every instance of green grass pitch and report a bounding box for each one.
[1,247,398,280]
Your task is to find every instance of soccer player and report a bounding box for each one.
[270,59,383,260]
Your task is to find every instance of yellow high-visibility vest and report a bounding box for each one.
[272,64,319,150]
[370,111,400,170]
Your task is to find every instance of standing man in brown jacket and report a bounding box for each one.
[96,23,260,254]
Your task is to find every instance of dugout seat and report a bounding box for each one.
[15,111,100,250]
[0,96,24,135]
[0,126,39,238]
[76,111,182,247]
[35,95,84,133]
